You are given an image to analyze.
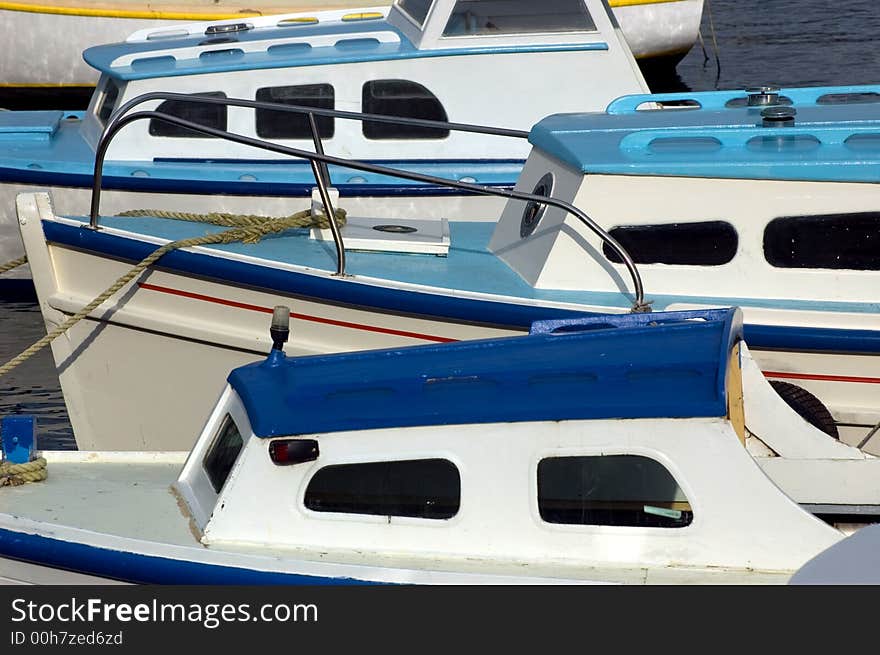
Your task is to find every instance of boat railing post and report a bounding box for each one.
[307,112,345,277]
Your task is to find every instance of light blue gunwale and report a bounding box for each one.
[530,84,880,182]
[57,215,880,316]
[84,16,609,81]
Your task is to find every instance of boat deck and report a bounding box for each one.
[0,452,196,547]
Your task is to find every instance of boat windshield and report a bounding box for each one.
[443,0,596,36]
[397,0,434,27]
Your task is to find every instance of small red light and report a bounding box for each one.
[269,439,319,466]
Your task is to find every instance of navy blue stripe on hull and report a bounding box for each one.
[0,528,376,585]
[43,221,880,356]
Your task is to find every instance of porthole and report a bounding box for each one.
[520,173,554,239]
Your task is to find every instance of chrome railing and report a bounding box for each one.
[90,93,648,311]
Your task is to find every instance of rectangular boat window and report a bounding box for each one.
[305,458,460,519]
[362,80,449,139]
[763,212,880,270]
[255,84,335,139]
[202,414,244,493]
[538,455,693,528]
[97,78,122,124]
[443,0,595,36]
[397,0,433,26]
[603,221,738,266]
[149,91,227,138]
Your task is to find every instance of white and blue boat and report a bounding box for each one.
[15,83,880,457]
[0,308,859,584]
[0,0,651,271]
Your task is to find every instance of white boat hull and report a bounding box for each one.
[613,0,705,61]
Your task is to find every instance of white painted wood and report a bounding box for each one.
[739,344,867,460]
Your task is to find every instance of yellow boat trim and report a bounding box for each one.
[341,11,383,21]
[609,0,690,7]
[0,1,268,19]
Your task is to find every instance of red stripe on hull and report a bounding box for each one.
[137,282,457,343]
[763,370,880,385]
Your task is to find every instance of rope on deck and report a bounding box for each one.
[0,208,345,379]
[0,457,47,487]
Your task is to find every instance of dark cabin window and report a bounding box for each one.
[255,84,335,139]
[305,458,460,519]
[538,455,693,528]
[603,221,738,266]
[763,212,880,270]
[202,414,244,493]
[149,91,227,138]
[397,0,433,26]
[97,79,121,124]
[362,80,449,140]
[444,0,595,36]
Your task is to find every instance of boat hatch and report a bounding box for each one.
[311,216,450,255]
[0,111,63,141]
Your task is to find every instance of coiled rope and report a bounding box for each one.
[0,207,345,379]
[0,457,47,486]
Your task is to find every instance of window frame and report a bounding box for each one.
[148,91,229,139]
[254,83,336,140]
[534,452,694,530]
[361,79,450,140]
[602,220,739,267]
[302,457,462,522]
[440,0,597,39]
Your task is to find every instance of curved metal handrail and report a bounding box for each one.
[89,109,647,310]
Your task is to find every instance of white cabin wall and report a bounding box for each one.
[563,175,880,302]
[202,417,840,573]
[493,171,880,306]
[102,47,646,162]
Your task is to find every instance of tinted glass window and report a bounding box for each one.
[202,414,244,493]
[305,459,460,519]
[149,91,227,138]
[97,79,121,124]
[362,80,449,139]
[397,0,433,26]
[444,0,595,36]
[603,221,738,266]
[763,212,880,270]
[256,84,335,139]
[538,455,692,528]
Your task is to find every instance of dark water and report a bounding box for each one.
[1,0,878,448]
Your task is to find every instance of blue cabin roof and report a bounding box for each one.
[529,85,880,183]
[83,13,606,82]
[228,309,742,438]
[84,18,415,81]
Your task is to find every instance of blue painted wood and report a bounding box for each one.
[0,528,374,584]
[228,309,740,438]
